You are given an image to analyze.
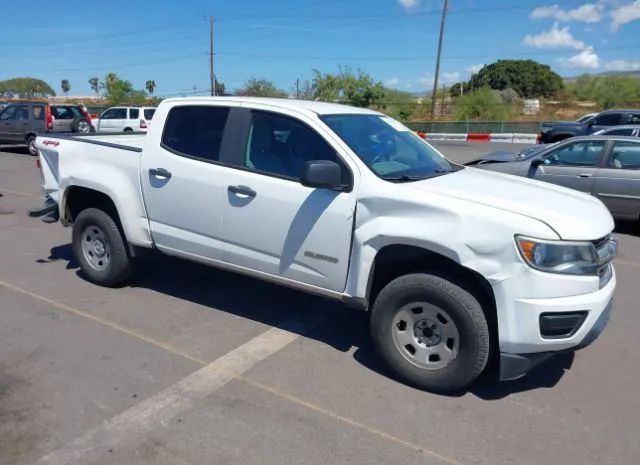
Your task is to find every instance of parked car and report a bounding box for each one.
[474,135,640,221]
[0,102,93,155]
[96,106,155,132]
[594,125,640,137]
[540,109,640,143]
[576,112,598,123]
[0,101,10,112]
[466,143,553,165]
[32,97,617,393]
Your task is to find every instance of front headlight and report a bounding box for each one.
[516,236,601,275]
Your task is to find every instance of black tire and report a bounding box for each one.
[72,208,135,286]
[123,127,133,133]
[26,135,37,156]
[72,117,92,133]
[370,273,490,393]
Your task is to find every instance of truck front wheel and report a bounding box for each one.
[371,273,490,393]
[72,208,135,286]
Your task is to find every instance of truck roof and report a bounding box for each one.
[161,96,382,116]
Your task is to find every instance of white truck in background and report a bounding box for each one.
[31,97,617,393]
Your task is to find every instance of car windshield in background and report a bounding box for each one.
[144,109,156,120]
[321,114,457,181]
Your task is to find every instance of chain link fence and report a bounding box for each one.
[405,121,542,134]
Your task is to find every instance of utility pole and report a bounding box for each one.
[430,0,448,116]
[209,16,215,97]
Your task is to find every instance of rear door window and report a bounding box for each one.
[16,105,29,120]
[608,141,640,170]
[144,109,156,120]
[605,128,633,136]
[594,113,622,126]
[129,108,139,119]
[161,106,230,162]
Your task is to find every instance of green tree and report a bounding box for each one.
[568,75,640,108]
[236,78,287,97]
[468,60,564,98]
[88,77,100,97]
[312,68,385,107]
[215,80,226,96]
[60,79,71,96]
[455,88,511,121]
[99,73,134,104]
[145,79,156,95]
[0,77,55,99]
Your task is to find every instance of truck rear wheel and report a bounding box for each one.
[72,208,135,286]
[370,273,490,393]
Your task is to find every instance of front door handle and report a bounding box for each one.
[149,167,172,179]
[577,173,593,178]
[228,185,256,197]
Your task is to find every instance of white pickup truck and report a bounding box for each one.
[32,97,618,393]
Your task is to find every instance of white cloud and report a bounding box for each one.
[559,46,600,69]
[531,3,604,23]
[465,64,484,74]
[524,23,585,49]
[611,0,640,31]
[418,73,432,86]
[605,59,640,71]
[386,77,400,87]
[442,72,461,84]
[399,0,420,10]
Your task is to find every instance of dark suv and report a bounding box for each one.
[0,102,93,155]
[540,109,640,144]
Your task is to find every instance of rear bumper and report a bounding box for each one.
[500,298,613,381]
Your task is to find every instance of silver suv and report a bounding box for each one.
[0,102,94,155]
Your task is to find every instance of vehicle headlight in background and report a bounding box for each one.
[516,236,617,276]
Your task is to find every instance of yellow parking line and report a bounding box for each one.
[0,279,207,366]
[238,375,465,465]
[2,278,463,464]
[0,187,41,198]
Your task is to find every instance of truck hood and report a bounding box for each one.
[407,168,613,240]
[542,121,585,131]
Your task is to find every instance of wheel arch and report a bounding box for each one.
[365,244,498,350]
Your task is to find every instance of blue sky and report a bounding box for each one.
[1,0,639,96]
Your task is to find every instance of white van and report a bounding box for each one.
[96,106,156,133]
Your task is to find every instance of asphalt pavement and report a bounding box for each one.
[1,141,639,465]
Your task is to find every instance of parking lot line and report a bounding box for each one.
[4,276,463,464]
[0,279,208,366]
[34,310,330,465]
[238,375,465,465]
[0,186,41,198]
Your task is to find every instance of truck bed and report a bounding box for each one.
[36,132,152,247]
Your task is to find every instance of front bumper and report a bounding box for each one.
[500,298,613,380]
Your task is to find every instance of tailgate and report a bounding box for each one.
[38,139,62,203]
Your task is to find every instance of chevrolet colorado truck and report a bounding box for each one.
[32,97,618,393]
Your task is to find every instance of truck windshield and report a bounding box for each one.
[320,114,458,181]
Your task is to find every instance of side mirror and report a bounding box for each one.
[301,160,344,190]
[530,158,543,168]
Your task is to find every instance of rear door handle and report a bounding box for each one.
[228,185,256,198]
[577,173,593,178]
[149,167,172,179]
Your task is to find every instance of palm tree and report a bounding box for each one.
[88,77,99,97]
[145,80,156,95]
[61,79,70,96]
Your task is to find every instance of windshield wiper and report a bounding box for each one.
[381,174,425,182]
[382,170,455,182]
